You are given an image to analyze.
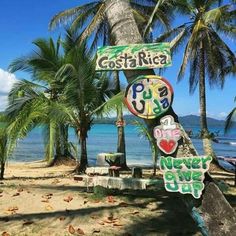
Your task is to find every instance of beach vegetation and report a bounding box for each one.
[225,97,236,133]
[7,32,111,172]
[133,119,158,175]
[57,30,111,173]
[0,115,15,179]
[7,37,75,165]
[154,0,236,160]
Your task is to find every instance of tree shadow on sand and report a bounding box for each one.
[0,187,202,235]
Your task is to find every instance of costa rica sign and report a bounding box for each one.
[124,75,173,119]
[96,43,171,71]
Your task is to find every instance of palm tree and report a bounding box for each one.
[58,31,111,173]
[0,115,16,179]
[6,79,64,164]
[133,120,158,175]
[49,0,175,169]
[225,65,236,133]
[225,98,236,133]
[7,37,74,164]
[155,0,236,159]
[49,0,173,50]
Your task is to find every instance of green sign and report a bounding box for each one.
[160,156,212,199]
[96,43,171,71]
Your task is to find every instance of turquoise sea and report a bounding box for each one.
[12,124,236,167]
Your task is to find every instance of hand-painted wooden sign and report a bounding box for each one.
[124,75,173,119]
[154,115,181,154]
[160,156,212,198]
[116,120,126,127]
[96,43,171,71]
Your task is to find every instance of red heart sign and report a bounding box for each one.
[159,139,177,154]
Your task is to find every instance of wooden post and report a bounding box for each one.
[132,167,142,178]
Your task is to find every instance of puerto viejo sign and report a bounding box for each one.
[96,43,171,71]
[124,75,173,119]
[160,156,212,199]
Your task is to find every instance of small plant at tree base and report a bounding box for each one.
[133,120,159,176]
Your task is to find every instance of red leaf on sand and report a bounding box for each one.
[118,202,129,207]
[59,216,66,221]
[113,223,124,227]
[2,232,10,236]
[42,194,52,200]
[64,195,73,203]
[130,211,139,215]
[12,193,20,197]
[93,199,100,203]
[90,214,99,219]
[68,225,75,234]
[52,179,60,184]
[41,199,49,203]
[17,188,24,192]
[77,228,85,235]
[104,220,113,224]
[107,196,116,203]
[23,220,34,226]
[107,216,117,222]
[8,206,18,212]
[98,221,105,225]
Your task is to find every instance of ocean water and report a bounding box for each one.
[12,124,236,166]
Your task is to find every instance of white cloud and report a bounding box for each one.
[0,95,8,111]
[0,68,17,93]
[0,68,18,111]
[217,112,227,119]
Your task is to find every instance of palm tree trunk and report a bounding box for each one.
[199,43,216,162]
[104,1,236,235]
[113,71,128,169]
[0,161,5,180]
[55,124,62,158]
[76,127,88,174]
[48,120,55,163]
[62,125,73,158]
[116,106,128,169]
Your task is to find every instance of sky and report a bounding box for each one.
[0,0,235,120]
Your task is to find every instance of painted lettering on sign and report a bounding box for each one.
[96,43,171,71]
[154,115,181,154]
[160,156,212,199]
[124,76,173,119]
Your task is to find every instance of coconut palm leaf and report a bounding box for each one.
[225,107,236,133]
[49,2,99,29]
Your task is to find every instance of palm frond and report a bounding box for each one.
[79,3,106,44]
[49,2,99,29]
[225,107,236,133]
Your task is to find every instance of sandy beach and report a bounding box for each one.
[0,162,235,236]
